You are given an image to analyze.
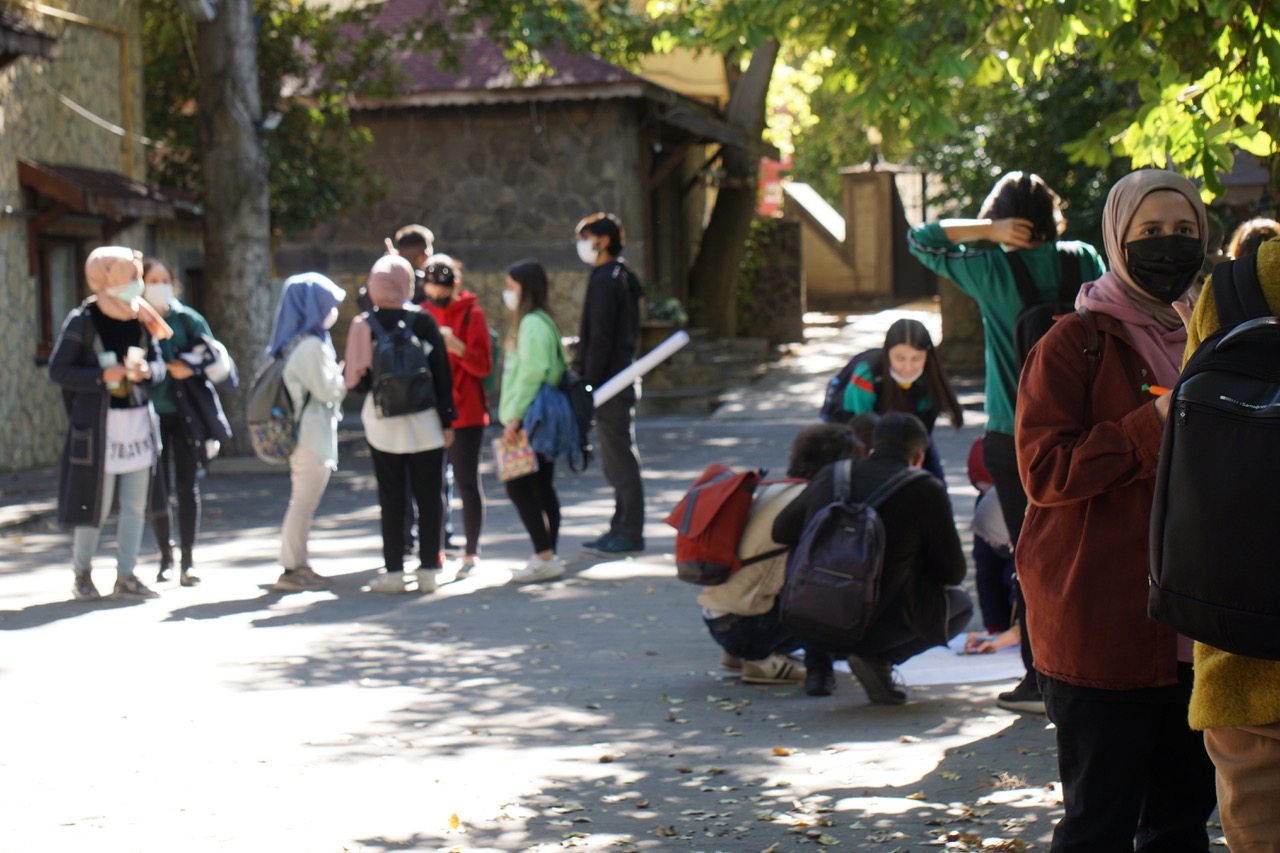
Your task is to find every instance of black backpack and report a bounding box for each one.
[367,311,436,418]
[1149,255,1280,659]
[779,459,930,650]
[1005,246,1083,401]
[819,350,879,424]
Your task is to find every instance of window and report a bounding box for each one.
[36,237,85,363]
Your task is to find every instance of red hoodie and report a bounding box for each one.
[421,291,492,428]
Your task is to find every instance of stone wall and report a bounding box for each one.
[276,98,653,339]
[741,220,804,346]
[0,1,150,472]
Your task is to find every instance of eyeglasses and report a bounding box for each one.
[424,264,456,286]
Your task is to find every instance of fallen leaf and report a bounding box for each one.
[653,825,679,837]
[772,747,793,756]
[816,834,841,846]
[448,813,460,829]
[939,771,962,781]
[906,791,928,800]
[900,735,923,743]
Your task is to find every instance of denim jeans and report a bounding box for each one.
[703,602,801,661]
[73,465,150,577]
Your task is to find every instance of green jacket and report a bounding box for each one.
[499,310,565,426]
[150,301,213,416]
[906,224,1106,434]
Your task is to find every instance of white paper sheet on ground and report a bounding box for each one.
[832,635,1025,687]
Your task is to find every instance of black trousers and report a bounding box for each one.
[370,444,445,572]
[594,391,645,542]
[504,454,560,554]
[982,430,1035,674]
[153,412,200,567]
[442,425,486,555]
[806,586,974,669]
[1042,666,1216,853]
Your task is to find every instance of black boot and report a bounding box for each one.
[804,652,836,697]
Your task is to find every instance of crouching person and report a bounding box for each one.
[772,413,972,704]
[700,423,865,685]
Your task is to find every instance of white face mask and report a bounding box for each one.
[888,367,924,386]
[323,306,340,329]
[143,283,173,309]
[502,289,520,312]
[576,238,599,265]
[107,279,145,305]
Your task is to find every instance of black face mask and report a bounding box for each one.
[427,295,452,309]
[1125,234,1205,303]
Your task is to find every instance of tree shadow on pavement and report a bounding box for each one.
[0,595,146,630]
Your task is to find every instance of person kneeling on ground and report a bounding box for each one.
[772,413,973,704]
[700,423,866,685]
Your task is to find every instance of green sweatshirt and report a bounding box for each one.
[150,301,213,416]
[906,223,1106,434]
[499,310,565,426]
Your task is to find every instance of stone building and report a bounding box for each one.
[0,1,200,471]
[276,0,742,340]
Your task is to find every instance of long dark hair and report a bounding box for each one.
[978,171,1065,244]
[505,259,553,347]
[878,318,964,429]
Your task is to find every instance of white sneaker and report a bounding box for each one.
[368,571,412,594]
[416,568,439,593]
[741,654,806,684]
[509,555,565,584]
[455,555,478,580]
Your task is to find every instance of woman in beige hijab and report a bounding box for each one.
[1015,170,1216,851]
[49,246,172,601]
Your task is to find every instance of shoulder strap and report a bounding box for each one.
[1006,253,1039,308]
[367,311,399,345]
[1058,245,1082,298]
[1212,256,1270,328]
[862,466,931,509]
[832,458,853,504]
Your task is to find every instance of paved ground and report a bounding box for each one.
[0,308,1082,853]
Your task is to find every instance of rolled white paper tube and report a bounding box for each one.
[591,329,691,406]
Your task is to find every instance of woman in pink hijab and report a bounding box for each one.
[1015,170,1216,851]
[345,255,455,593]
[49,246,172,602]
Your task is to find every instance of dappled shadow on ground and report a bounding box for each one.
[225,563,1063,853]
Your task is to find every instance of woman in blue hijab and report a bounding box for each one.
[269,273,348,592]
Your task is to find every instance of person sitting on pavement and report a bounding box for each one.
[50,246,173,602]
[268,272,348,593]
[771,413,972,704]
[822,318,962,481]
[701,422,865,686]
[344,255,455,594]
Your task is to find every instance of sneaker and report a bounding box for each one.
[156,566,173,584]
[805,662,836,697]
[847,654,908,705]
[272,567,331,592]
[510,555,565,584]
[112,575,160,600]
[180,568,201,587]
[368,571,412,594]
[454,555,479,580]
[581,534,609,552]
[73,571,100,601]
[584,535,645,556]
[741,654,806,684]
[721,651,744,672]
[996,674,1046,714]
[415,568,439,594]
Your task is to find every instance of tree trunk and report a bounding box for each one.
[195,0,273,455]
[687,39,779,340]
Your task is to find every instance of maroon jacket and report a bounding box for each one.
[1015,310,1181,690]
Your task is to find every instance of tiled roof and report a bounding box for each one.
[368,0,643,96]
